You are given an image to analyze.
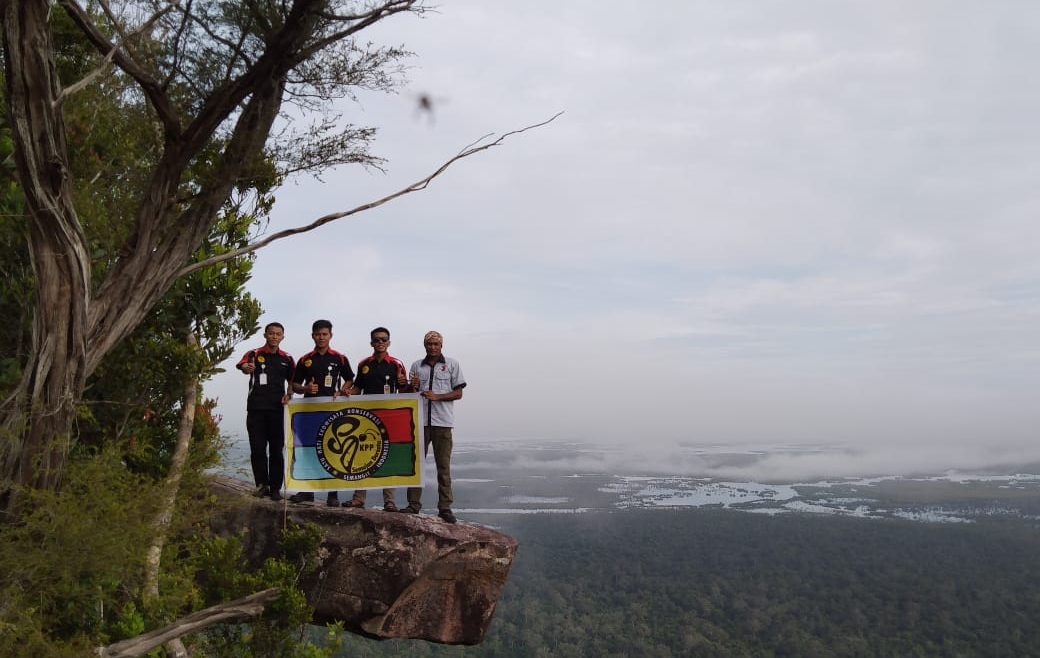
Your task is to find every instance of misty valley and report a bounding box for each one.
[265,441,1040,657]
[441,440,1040,523]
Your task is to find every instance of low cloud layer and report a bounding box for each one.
[458,440,1040,484]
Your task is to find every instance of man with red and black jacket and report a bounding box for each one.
[344,326,410,511]
[236,322,295,501]
[289,318,355,505]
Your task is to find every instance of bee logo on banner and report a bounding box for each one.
[285,394,422,491]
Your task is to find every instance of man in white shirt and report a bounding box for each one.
[401,330,466,523]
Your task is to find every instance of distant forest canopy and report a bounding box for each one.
[341,509,1040,658]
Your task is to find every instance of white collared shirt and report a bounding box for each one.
[411,355,466,427]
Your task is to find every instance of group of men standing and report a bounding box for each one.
[236,320,466,523]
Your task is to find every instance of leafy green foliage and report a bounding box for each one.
[1,9,265,470]
[0,2,420,654]
[0,32,285,647]
[0,446,343,658]
[187,525,342,658]
[7,9,266,481]
[0,450,160,657]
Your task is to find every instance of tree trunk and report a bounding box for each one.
[0,0,285,503]
[143,332,199,658]
[145,333,198,599]
[0,0,91,496]
[0,0,433,508]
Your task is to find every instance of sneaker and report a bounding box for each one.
[255,484,270,497]
[270,491,283,502]
[438,509,457,524]
[399,506,419,514]
[345,498,365,508]
[326,493,340,507]
[383,501,398,512]
[289,492,314,503]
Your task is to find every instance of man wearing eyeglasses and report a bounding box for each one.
[402,330,466,523]
[343,326,410,511]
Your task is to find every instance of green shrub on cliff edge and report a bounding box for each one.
[0,449,158,657]
[0,447,340,658]
[187,524,342,658]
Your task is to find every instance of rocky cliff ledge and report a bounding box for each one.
[208,477,517,645]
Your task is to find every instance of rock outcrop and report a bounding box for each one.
[207,476,517,645]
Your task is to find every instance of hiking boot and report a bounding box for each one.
[399,506,419,514]
[255,484,270,497]
[289,492,314,503]
[326,492,340,507]
[438,509,457,524]
[270,490,283,502]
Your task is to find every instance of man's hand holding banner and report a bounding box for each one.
[285,394,422,492]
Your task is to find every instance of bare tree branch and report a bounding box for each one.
[97,587,282,658]
[58,0,184,135]
[95,0,129,43]
[220,0,426,93]
[299,1,423,65]
[316,1,418,22]
[179,112,563,278]
[55,1,182,108]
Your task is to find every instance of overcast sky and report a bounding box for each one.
[207,1,1040,477]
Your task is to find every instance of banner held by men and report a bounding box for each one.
[286,394,422,491]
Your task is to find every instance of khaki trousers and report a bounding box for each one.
[406,426,453,511]
[350,488,395,506]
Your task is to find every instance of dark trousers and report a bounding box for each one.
[406,426,453,511]
[246,408,285,492]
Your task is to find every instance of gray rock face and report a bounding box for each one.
[208,477,517,645]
